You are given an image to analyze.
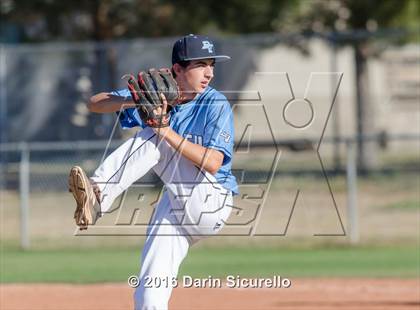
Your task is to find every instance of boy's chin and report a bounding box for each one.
[196,86,207,93]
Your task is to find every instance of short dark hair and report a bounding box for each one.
[171,60,190,78]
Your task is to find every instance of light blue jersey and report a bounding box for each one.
[112,87,238,195]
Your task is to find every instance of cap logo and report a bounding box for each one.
[202,41,214,53]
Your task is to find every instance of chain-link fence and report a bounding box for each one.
[1,133,418,249]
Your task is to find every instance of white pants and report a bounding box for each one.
[91,127,232,310]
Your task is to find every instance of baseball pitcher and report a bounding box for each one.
[68,34,238,309]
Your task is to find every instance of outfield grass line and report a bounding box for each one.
[1,245,418,283]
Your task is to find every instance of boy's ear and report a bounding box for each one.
[173,63,181,75]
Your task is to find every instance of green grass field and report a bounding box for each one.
[1,245,418,283]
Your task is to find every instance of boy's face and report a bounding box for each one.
[173,59,215,99]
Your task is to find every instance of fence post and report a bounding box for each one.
[19,142,30,250]
[0,46,7,146]
[346,140,359,244]
[330,40,342,172]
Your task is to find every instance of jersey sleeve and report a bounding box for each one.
[110,89,145,129]
[202,95,234,165]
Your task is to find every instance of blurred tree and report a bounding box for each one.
[0,0,293,41]
[277,0,420,172]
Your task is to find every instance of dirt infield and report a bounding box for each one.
[1,278,419,310]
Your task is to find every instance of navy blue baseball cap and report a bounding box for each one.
[172,34,231,65]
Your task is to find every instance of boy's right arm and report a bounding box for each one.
[88,92,136,114]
